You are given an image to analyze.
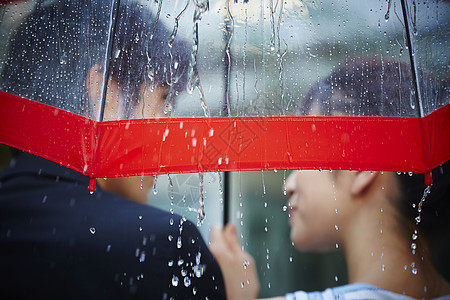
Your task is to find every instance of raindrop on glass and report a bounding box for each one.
[168,235,173,242]
[152,175,158,195]
[243,260,250,269]
[177,236,182,249]
[168,260,174,267]
[381,265,385,271]
[89,227,96,234]
[60,52,67,65]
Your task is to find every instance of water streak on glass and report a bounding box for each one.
[188,0,210,117]
[224,0,234,116]
[385,0,392,20]
[165,0,190,115]
[197,172,205,226]
[146,0,164,94]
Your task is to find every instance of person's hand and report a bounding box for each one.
[210,223,260,300]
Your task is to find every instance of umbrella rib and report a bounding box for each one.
[400,0,423,118]
[98,0,122,122]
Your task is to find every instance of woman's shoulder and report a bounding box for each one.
[285,283,450,300]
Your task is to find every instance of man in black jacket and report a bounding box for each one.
[0,1,225,298]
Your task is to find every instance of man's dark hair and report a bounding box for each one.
[299,57,450,240]
[1,0,190,118]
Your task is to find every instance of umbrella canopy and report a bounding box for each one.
[0,0,448,191]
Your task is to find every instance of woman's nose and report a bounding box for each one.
[284,171,296,198]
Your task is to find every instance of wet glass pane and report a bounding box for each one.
[1,0,448,120]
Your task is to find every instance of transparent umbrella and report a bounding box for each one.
[0,0,448,214]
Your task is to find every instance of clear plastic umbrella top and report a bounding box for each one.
[0,0,448,183]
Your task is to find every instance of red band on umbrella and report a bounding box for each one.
[1,91,449,178]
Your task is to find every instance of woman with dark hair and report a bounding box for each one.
[210,57,450,299]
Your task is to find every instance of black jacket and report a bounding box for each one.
[0,153,225,299]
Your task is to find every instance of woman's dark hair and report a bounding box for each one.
[1,0,190,118]
[299,57,448,117]
[299,57,450,238]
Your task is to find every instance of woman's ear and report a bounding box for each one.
[351,171,379,196]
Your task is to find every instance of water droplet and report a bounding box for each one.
[335,275,339,281]
[334,224,339,231]
[381,265,385,271]
[152,175,158,195]
[411,243,417,250]
[169,218,174,226]
[60,52,67,65]
[412,268,418,275]
[243,260,250,269]
[177,236,182,248]
[106,244,111,252]
[193,264,205,277]
[282,205,287,212]
[168,235,173,241]
[139,251,146,262]
[184,277,191,287]
[335,243,339,249]
[181,269,188,277]
[192,287,197,295]
[168,260,174,267]
[89,227,96,234]
[172,275,179,286]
